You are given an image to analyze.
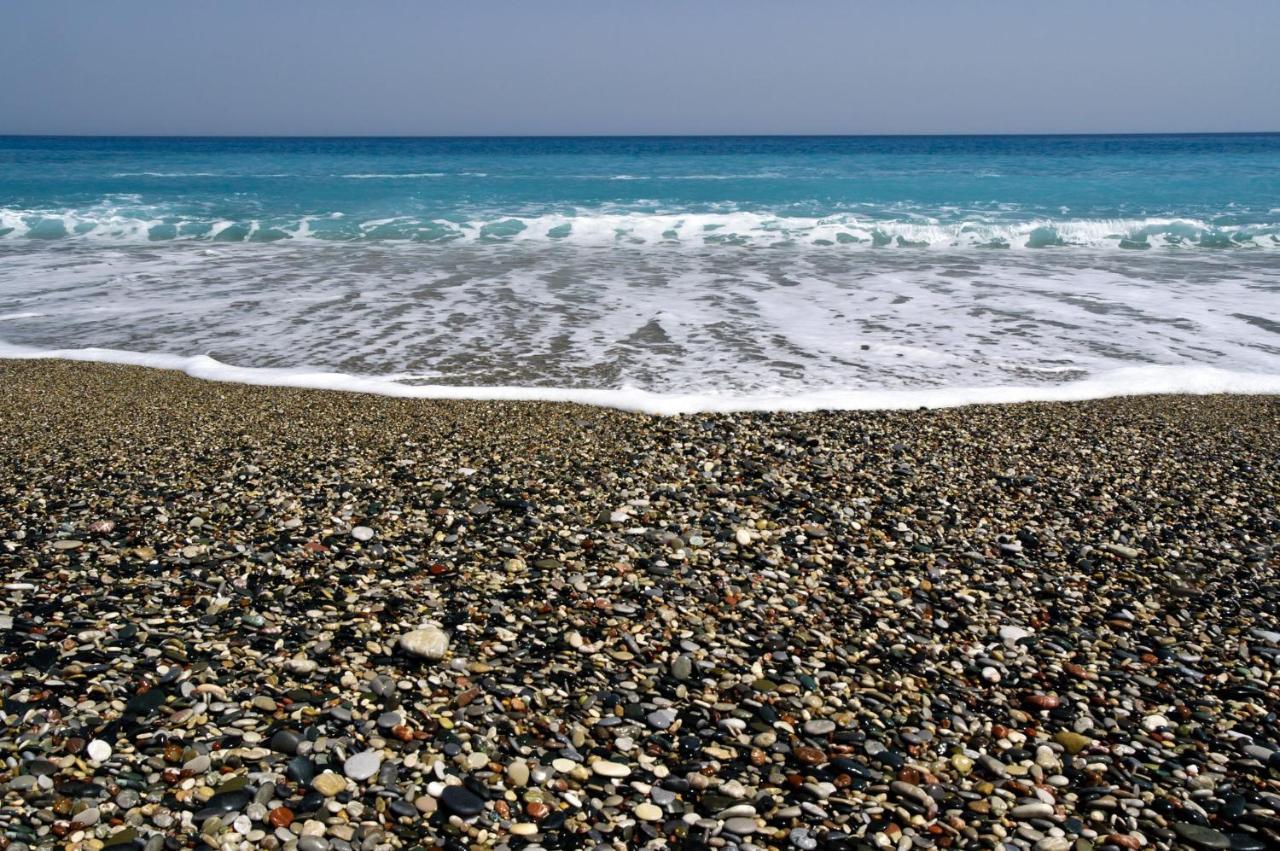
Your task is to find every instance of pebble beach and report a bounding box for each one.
[1,359,1277,851]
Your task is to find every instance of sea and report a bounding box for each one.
[1,134,1278,413]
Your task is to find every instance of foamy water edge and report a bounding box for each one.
[3,343,1278,416]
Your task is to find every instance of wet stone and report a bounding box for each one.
[440,785,484,817]
[803,719,836,736]
[1173,824,1232,849]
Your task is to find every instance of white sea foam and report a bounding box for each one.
[1,207,1275,248]
[2,239,1276,409]
[0,341,1275,415]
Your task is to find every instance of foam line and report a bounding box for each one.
[1,207,1276,248]
[2,342,1277,416]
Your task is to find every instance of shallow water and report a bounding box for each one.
[2,135,1279,411]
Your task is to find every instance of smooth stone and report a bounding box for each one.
[803,719,836,736]
[285,658,318,675]
[671,655,693,680]
[287,756,316,784]
[270,730,302,754]
[1011,803,1055,820]
[399,627,449,661]
[634,802,663,821]
[1054,731,1091,755]
[184,754,212,774]
[507,761,530,787]
[724,817,758,835]
[440,785,484,817]
[344,750,382,781]
[790,828,818,850]
[87,739,112,762]
[312,773,346,797]
[351,526,374,541]
[651,788,677,805]
[648,709,677,729]
[1000,625,1032,643]
[1172,824,1231,849]
[593,760,631,778]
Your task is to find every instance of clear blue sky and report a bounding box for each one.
[3,0,1277,136]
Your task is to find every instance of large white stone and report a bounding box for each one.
[399,627,449,660]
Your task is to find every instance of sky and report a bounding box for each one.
[3,0,1277,136]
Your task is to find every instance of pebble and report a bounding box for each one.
[440,785,484,817]
[803,719,836,736]
[3,365,1278,851]
[1011,802,1055,820]
[1172,823,1232,849]
[634,802,663,821]
[343,750,381,781]
[398,626,449,660]
[86,739,112,762]
[593,760,631,778]
[507,760,530,787]
[312,773,346,797]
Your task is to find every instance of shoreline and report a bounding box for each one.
[1,359,1278,850]
[3,348,1280,415]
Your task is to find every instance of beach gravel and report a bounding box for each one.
[0,360,1278,850]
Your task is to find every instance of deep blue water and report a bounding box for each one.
[1,135,1279,409]
[3,134,1279,246]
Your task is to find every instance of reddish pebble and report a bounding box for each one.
[1024,693,1061,710]
[268,807,294,828]
[793,746,827,765]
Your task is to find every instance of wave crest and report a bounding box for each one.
[1,207,1276,249]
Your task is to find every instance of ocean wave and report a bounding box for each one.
[110,172,297,178]
[1,342,1277,414]
[339,172,447,179]
[1,207,1277,249]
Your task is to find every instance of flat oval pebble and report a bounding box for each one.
[343,750,382,781]
[634,802,663,821]
[592,760,631,778]
[1011,802,1055,819]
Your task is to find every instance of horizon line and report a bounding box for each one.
[2,130,1279,140]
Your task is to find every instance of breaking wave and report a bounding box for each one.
[1,207,1277,249]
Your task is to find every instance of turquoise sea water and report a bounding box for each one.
[3,135,1280,246]
[1,135,1278,409]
